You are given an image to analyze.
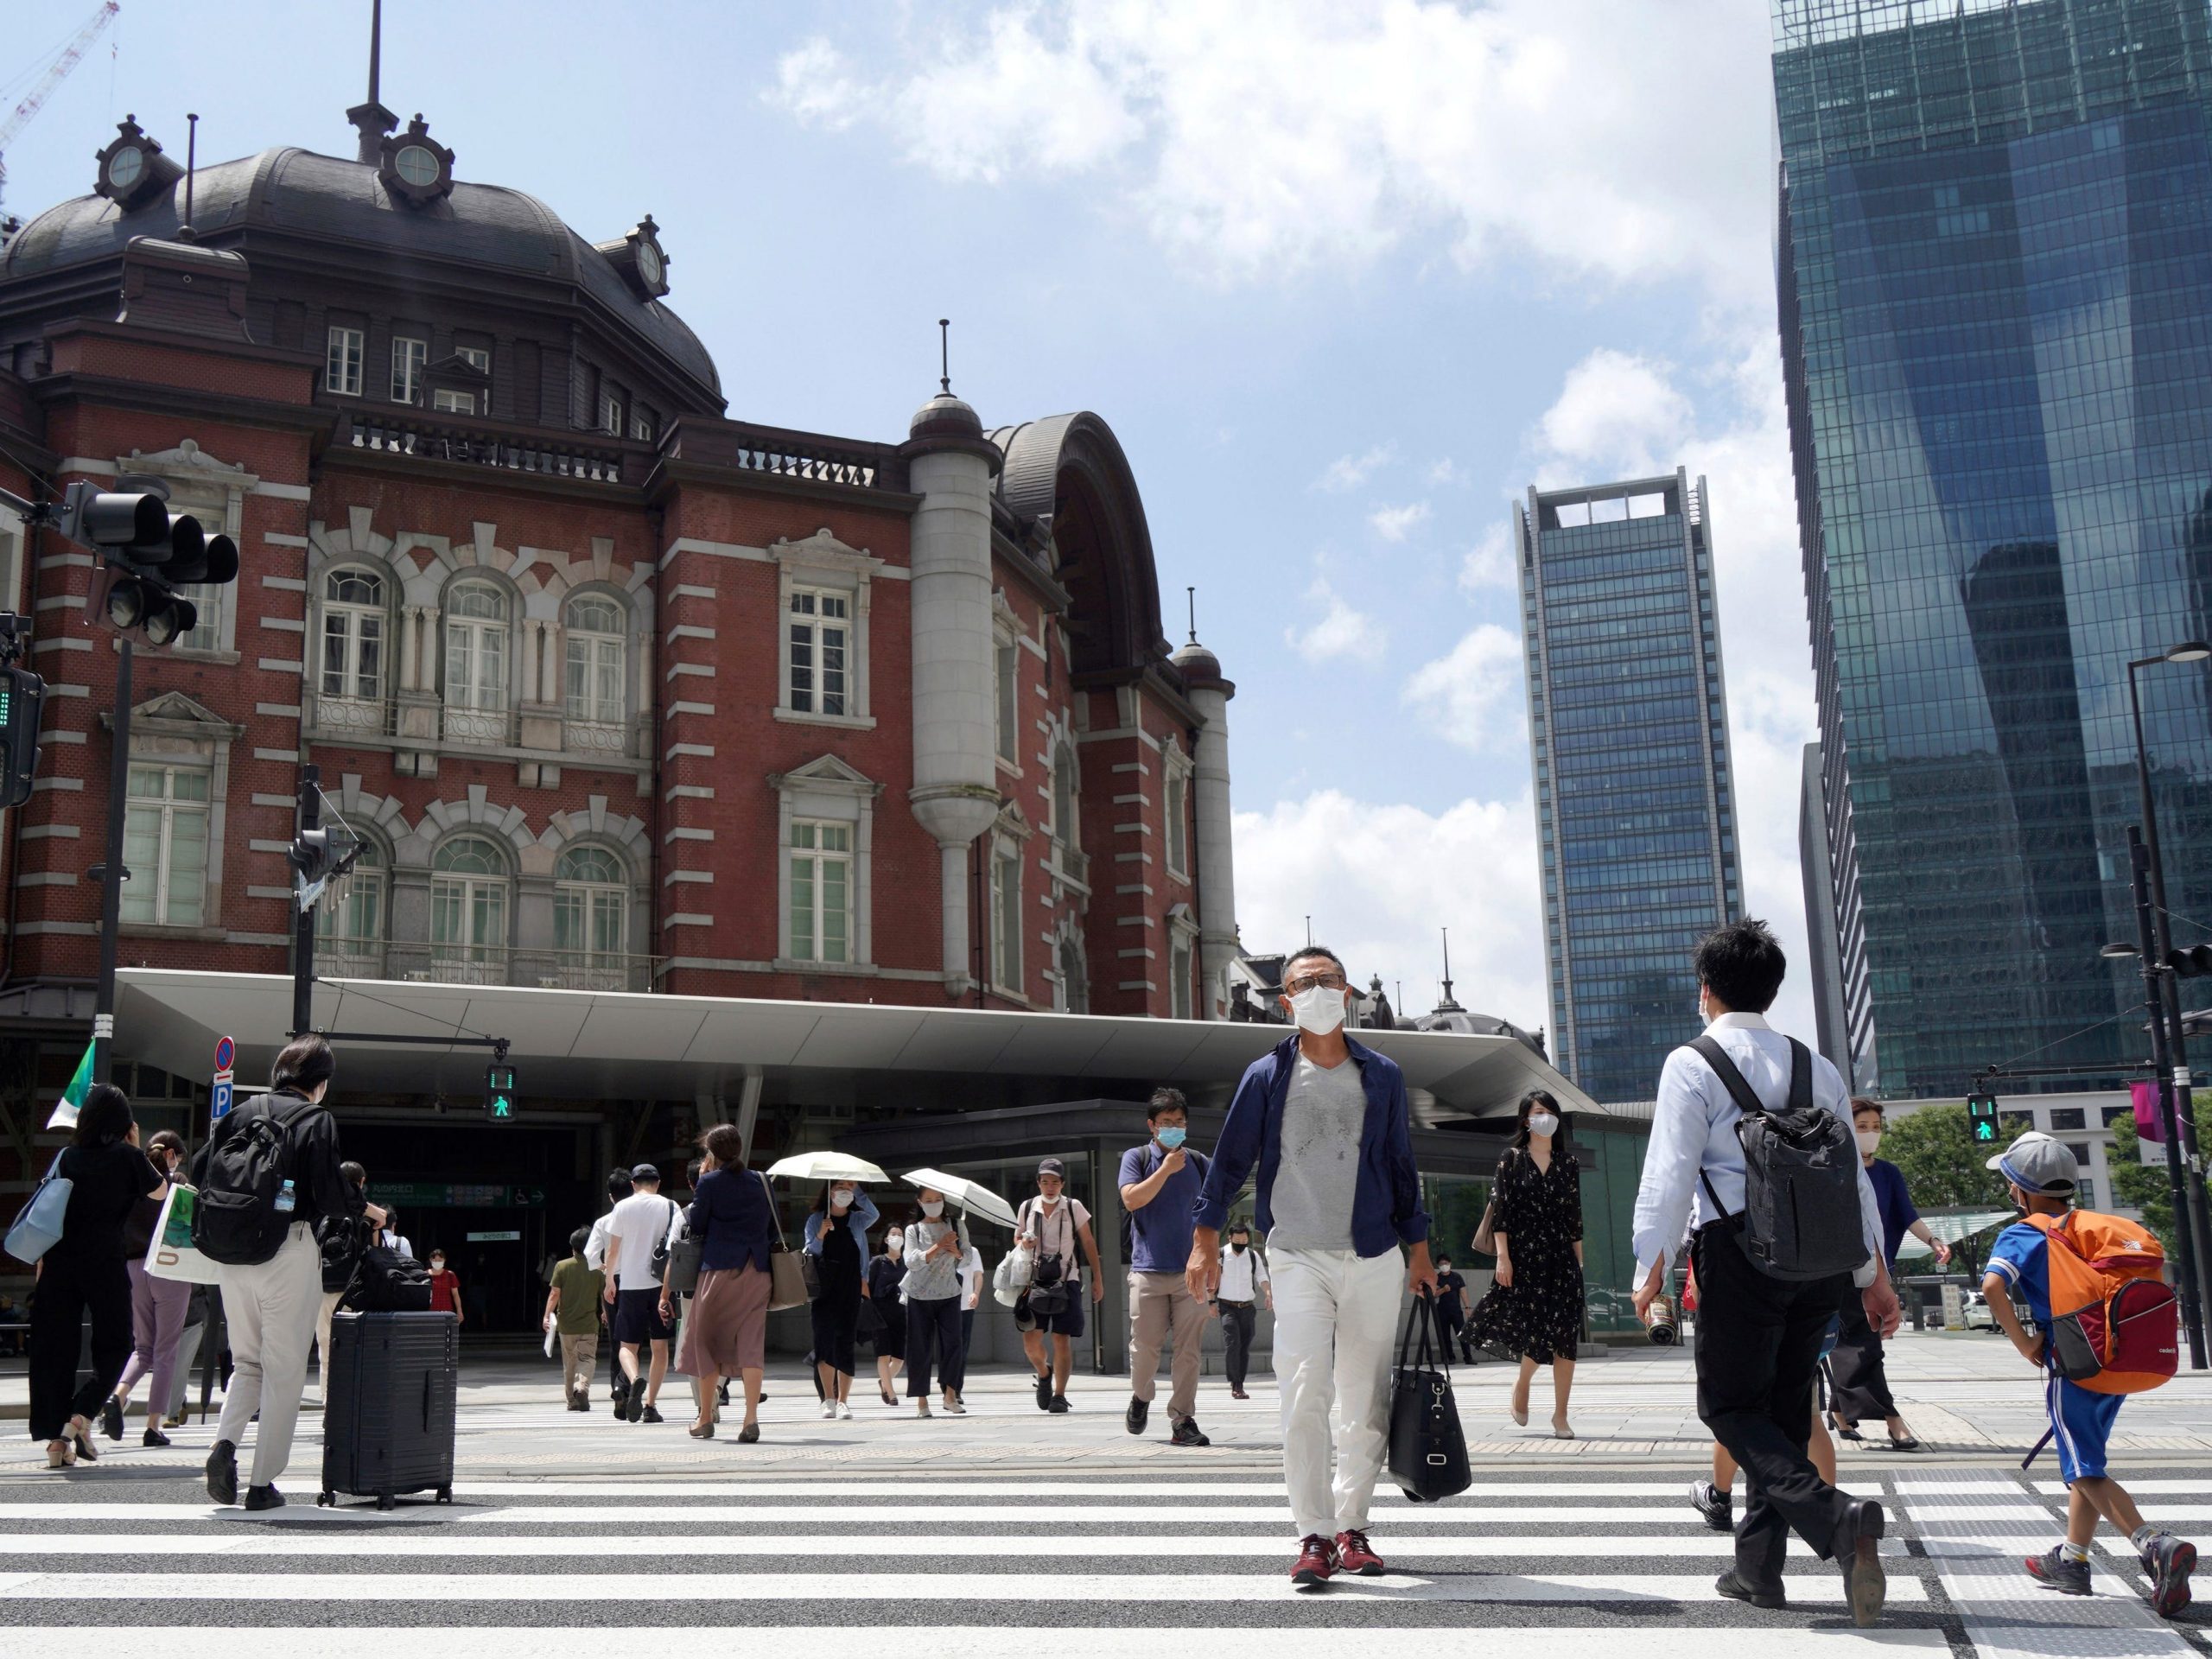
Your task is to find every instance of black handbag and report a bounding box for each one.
[1388,1288,1471,1502]
[856,1293,883,1337]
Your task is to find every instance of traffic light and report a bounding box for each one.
[0,664,42,809]
[486,1064,517,1123]
[1967,1092,2001,1147]
[285,825,359,912]
[2168,945,2212,979]
[56,480,238,647]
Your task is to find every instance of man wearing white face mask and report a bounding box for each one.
[1120,1086,1214,1446]
[1190,944,1433,1587]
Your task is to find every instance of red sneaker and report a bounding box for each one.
[1335,1529,1386,1576]
[1292,1534,1338,1586]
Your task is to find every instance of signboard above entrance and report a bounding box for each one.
[365,1182,546,1209]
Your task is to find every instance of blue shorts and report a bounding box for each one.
[2046,1370,2125,1484]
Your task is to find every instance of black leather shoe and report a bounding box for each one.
[1715,1570,1787,1609]
[243,1484,285,1512]
[205,1439,238,1505]
[640,1404,664,1424]
[143,1427,171,1448]
[101,1396,124,1442]
[1834,1498,1887,1627]
[1126,1396,1149,1435]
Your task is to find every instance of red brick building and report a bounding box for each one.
[0,101,1244,1276]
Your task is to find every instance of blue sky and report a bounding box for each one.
[4,0,1820,1045]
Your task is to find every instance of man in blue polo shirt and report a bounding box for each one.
[1121,1086,1212,1447]
[1189,944,1433,1587]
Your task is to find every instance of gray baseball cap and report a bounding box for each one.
[1986,1130,2076,1198]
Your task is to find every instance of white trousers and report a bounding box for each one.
[1272,1245,1402,1540]
[213,1222,321,1488]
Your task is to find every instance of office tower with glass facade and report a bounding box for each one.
[1776,0,2212,1097]
[1516,470,1743,1106]
[1801,740,1857,1087]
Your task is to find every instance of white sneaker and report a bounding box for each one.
[835,1402,853,1421]
[819,1400,836,1420]
[916,1400,932,1418]
[944,1397,967,1416]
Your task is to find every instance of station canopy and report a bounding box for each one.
[114,969,1615,1127]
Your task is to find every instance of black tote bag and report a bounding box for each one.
[1389,1288,1472,1502]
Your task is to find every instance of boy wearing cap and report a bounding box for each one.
[1016,1159,1103,1413]
[1981,1130,2196,1613]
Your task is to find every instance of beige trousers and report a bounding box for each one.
[315,1289,344,1389]
[560,1332,600,1398]
[1128,1269,1204,1421]
[213,1222,321,1489]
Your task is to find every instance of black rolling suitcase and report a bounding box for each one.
[320,1309,458,1510]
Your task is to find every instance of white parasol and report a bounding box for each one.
[765,1152,891,1184]
[903,1167,1020,1229]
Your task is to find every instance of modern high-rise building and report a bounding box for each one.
[1776,0,2212,1097]
[1516,471,1743,1105]
[1800,741,1857,1089]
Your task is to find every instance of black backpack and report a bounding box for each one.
[346,1238,434,1312]
[191,1093,322,1267]
[1692,1036,1864,1282]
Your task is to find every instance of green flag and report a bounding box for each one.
[45,1041,94,1130]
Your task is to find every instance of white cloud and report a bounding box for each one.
[1286,579,1388,663]
[766,0,1777,300]
[1368,500,1432,542]
[1458,522,1517,594]
[1402,623,1525,752]
[1535,347,1694,481]
[1315,443,1394,492]
[1427,458,1465,486]
[1233,788,1545,1029]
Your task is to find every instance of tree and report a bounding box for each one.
[2107,1092,2212,1255]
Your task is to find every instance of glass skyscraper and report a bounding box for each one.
[1777,0,2212,1097]
[1517,471,1743,1106]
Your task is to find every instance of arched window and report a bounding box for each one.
[319,569,386,728]
[1057,931,1089,1015]
[563,594,626,741]
[443,582,509,742]
[1052,740,1077,845]
[429,835,509,982]
[315,838,385,977]
[554,844,628,988]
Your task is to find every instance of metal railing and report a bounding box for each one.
[311,936,387,980]
[334,410,643,486]
[340,941,661,993]
[1054,839,1091,890]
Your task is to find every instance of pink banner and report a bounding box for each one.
[2134,1079,2167,1142]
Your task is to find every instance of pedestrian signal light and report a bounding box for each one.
[0,664,43,809]
[486,1064,517,1122]
[1967,1093,2000,1146]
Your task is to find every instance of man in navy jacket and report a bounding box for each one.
[1188,944,1433,1586]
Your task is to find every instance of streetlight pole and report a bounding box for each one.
[2128,643,2212,1306]
[2130,826,2209,1368]
[90,639,131,1085]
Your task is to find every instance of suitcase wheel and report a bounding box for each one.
[317,1491,333,1508]
[437,1485,452,1503]
[376,1492,396,1511]
[1400,1487,1431,1504]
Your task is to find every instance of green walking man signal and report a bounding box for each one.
[1967,1092,2000,1147]
[486,1063,517,1123]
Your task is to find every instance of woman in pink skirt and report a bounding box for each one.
[670,1122,776,1441]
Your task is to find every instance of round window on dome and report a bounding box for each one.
[636,240,663,287]
[394,144,441,188]
[105,146,143,192]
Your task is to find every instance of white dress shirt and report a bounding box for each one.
[1217,1243,1271,1302]
[583,1211,613,1272]
[1630,1011,1882,1285]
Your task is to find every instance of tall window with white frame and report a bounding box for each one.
[174,579,221,654]
[1170,931,1194,1020]
[391,335,427,404]
[789,821,852,964]
[563,594,626,752]
[314,840,385,977]
[992,843,1022,995]
[554,845,628,988]
[320,569,385,731]
[325,326,364,396]
[994,636,1019,765]
[788,588,849,717]
[1165,761,1189,878]
[121,763,210,927]
[443,582,510,743]
[430,836,510,983]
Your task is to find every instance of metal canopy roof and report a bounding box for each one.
[113,969,1606,1125]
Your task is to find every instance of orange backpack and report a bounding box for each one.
[2024,1210,2178,1395]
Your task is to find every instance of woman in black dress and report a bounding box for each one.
[1466,1090,1585,1438]
[868,1225,908,1405]
[803,1179,879,1420]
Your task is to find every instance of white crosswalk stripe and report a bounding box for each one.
[0,1466,2184,1649]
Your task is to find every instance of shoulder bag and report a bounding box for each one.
[1388,1287,1472,1502]
[4,1150,71,1267]
[663,1197,703,1299]
[764,1173,817,1311]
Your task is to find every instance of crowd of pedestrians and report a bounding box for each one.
[12,918,2200,1628]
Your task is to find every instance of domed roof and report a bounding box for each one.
[1172,638,1224,685]
[1,146,721,402]
[907,389,982,444]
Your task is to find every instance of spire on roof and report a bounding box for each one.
[346,0,397,164]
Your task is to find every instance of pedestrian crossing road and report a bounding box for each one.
[3,1467,2211,1652]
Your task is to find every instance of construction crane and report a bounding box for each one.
[0,2,121,237]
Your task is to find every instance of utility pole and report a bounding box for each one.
[291,762,319,1039]
[90,639,130,1084]
[2133,826,2208,1369]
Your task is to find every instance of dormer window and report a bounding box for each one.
[106,146,143,192]
[377,113,456,207]
[394,144,441,188]
[600,214,671,301]
[93,115,181,212]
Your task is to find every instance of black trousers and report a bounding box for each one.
[906,1294,966,1397]
[29,1252,132,1442]
[1823,1288,1897,1425]
[1433,1303,1474,1363]
[1692,1221,1856,1582]
[1221,1300,1258,1389]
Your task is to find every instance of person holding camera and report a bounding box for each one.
[1016,1159,1102,1414]
[1465,1090,1584,1437]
